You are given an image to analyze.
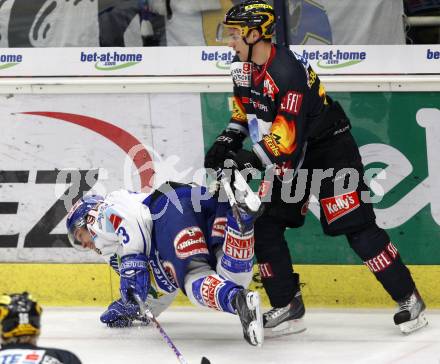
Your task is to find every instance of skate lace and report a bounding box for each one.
[265,306,287,320]
[399,294,416,312]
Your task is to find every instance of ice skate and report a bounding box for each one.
[394,289,428,334]
[263,291,306,337]
[232,169,262,217]
[218,165,263,233]
[233,289,264,347]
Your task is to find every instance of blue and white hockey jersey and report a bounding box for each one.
[86,186,229,316]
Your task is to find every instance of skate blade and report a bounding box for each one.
[246,292,264,347]
[264,318,307,338]
[399,312,428,334]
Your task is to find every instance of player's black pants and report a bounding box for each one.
[254,131,415,308]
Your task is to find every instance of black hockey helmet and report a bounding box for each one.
[0,292,42,339]
[218,0,275,42]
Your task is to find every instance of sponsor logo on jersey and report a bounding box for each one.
[201,275,225,310]
[364,242,399,273]
[212,217,227,238]
[25,352,42,361]
[263,72,279,101]
[263,135,281,157]
[174,226,208,259]
[80,51,142,71]
[306,68,317,88]
[0,53,23,70]
[280,91,303,115]
[250,98,269,112]
[230,96,247,122]
[224,227,254,260]
[299,49,367,69]
[162,260,178,287]
[201,50,234,69]
[321,191,360,224]
[149,253,178,293]
[270,115,297,155]
[231,62,252,87]
[258,262,274,278]
[241,96,249,104]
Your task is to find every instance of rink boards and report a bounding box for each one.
[0,84,439,308]
[0,264,438,307]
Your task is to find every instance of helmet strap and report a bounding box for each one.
[243,31,263,63]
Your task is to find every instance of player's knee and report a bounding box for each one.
[254,215,285,249]
[346,223,390,260]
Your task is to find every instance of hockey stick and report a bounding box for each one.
[216,163,262,234]
[134,295,211,364]
[219,170,246,233]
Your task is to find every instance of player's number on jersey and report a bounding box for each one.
[117,227,130,244]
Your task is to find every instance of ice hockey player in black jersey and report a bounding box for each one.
[205,0,428,337]
[0,292,82,364]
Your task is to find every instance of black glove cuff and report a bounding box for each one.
[215,128,246,152]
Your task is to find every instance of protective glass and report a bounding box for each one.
[216,23,243,43]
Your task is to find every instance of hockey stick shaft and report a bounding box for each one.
[134,295,189,364]
[218,170,245,233]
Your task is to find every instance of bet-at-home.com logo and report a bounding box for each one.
[0,54,23,70]
[201,50,234,70]
[300,49,366,69]
[80,51,142,71]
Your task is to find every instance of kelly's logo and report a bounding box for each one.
[321,191,360,223]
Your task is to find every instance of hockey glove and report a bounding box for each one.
[100,298,150,328]
[120,254,150,303]
[204,129,246,170]
[229,149,263,173]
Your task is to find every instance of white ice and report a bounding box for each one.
[39,307,440,364]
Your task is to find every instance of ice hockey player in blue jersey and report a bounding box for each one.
[66,180,263,346]
[0,292,82,364]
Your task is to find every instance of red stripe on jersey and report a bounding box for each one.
[109,214,122,230]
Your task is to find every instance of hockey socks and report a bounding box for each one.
[190,273,241,313]
[347,224,415,301]
[220,211,255,275]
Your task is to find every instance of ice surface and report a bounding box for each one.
[38,307,440,364]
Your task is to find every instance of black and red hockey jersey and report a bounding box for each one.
[0,343,82,364]
[227,44,349,172]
